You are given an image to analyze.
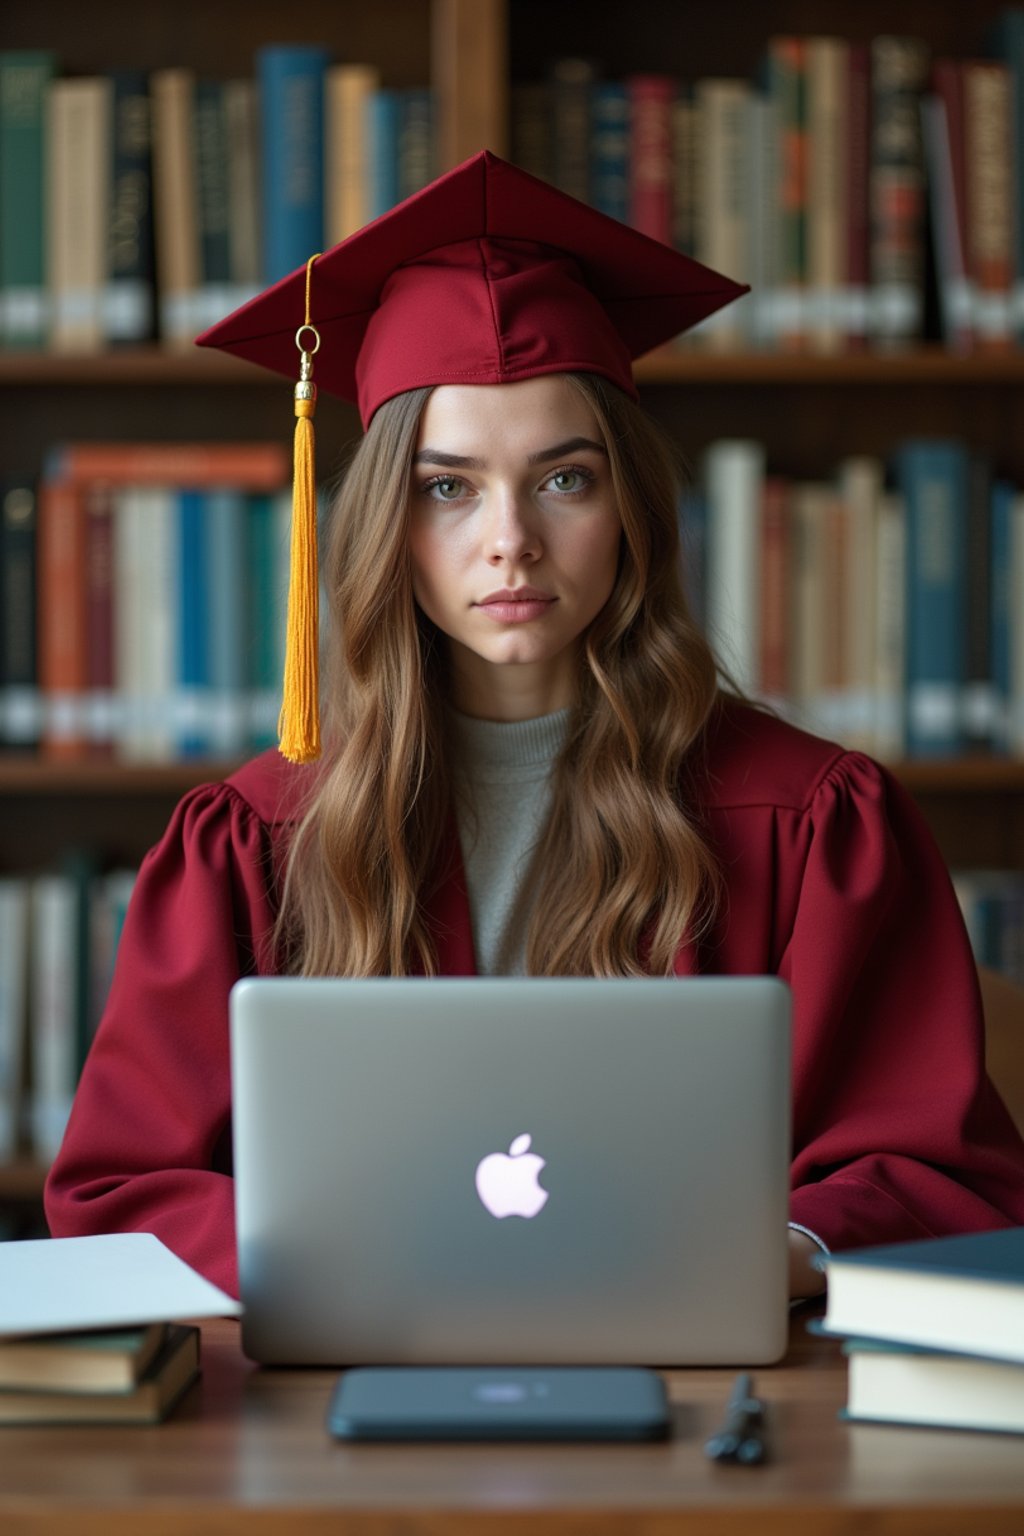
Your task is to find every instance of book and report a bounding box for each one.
[590,81,630,225]
[223,79,261,311]
[963,453,997,750]
[83,482,116,755]
[703,439,765,694]
[397,89,434,201]
[46,76,112,352]
[366,90,402,221]
[836,455,884,751]
[894,438,970,757]
[1,477,40,749]
[258,44,330,283]
[0,50,57,348]
[628,74,675,246]
[763,36,806,350]
[324,63,380,244]
[151,67,201,345]
[0,1323,199,1425]
[509,81,552,187]
[988,8,1024,343]
[105,71,156,345]
[819,1225,1024,1363]
[693,78,753,351]
[923,63,974,352]
[0,878,29,1161]
[38,474,89,758]
[193,78,232,329]
[843,43,871,350]
[0,1320,167,1393]
[28,873,80,1160]
[963,59,1014,349]
[869,35,930,349]
[805,36,848,354]
[670,84,697,259]
[550,58,598,205]
[758,476,791,704]
[842,1335,1024,1435]
[873,489,907,760]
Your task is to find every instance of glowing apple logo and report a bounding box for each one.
[474,1133,549,1219]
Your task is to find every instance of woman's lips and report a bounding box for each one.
[475,589,555,620]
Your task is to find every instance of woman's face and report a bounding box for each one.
[407,375,622,720]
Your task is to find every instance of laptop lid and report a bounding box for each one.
[230,976,791,1366]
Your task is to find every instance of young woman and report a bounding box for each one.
[45,153,1024,1299]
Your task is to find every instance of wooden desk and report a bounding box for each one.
[3,1316,1023,1535]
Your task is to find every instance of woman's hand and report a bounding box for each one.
[788,1229,827,1300]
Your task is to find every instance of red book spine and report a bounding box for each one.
[38,479,89,760]
[963,59,1014,350]
[760,476,791,699]
[628,75,676,245]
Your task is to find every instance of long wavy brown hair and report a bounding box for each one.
[274,371,723,976]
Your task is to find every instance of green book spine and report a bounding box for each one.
[0,50,58,348]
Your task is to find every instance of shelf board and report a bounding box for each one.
[4,344,1024,388]
[0,758,246,795]
[1,754,1023,795]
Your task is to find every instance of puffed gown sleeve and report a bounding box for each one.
[779,752,1024,1251]
[44,778,281,1298]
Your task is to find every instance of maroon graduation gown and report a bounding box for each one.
[45,700,1024,1297]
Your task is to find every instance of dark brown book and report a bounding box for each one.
[0,1324,199,1424]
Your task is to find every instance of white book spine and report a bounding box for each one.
[704,440,765,695]
[29,876,78,1162]
[0,880,30,1160]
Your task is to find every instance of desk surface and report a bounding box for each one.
[2,1317,1024,1535]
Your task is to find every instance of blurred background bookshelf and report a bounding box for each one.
[4,0,1024,1224]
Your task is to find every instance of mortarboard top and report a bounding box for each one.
[195,148,749,428]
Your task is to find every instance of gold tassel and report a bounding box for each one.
[278,255,323,763]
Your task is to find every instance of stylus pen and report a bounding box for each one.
[703,1372,767,1464]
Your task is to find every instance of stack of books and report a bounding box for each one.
[817,1225,1024,1434]
[0,1231,241,1425]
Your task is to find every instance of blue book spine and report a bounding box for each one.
[895,439,970,758]
[246,493,278,752]
[178,489,209,759]
[990,479,1015,754]
[257,45,330,282]
[987,11,1024,342]
[590,82,630,222]
[204,489,247,757]
[366,90,402,220]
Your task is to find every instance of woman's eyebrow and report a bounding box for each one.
[412,436,609,470]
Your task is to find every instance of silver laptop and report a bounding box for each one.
[229,976,791,1366]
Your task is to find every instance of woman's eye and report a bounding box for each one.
[425,476,466,501]
[546,467,591,494]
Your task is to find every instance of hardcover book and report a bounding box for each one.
[819,1225,1024,1363]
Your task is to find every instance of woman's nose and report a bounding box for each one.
[483,489,542,564]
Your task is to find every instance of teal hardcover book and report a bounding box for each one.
[819,1225,1024,1363]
